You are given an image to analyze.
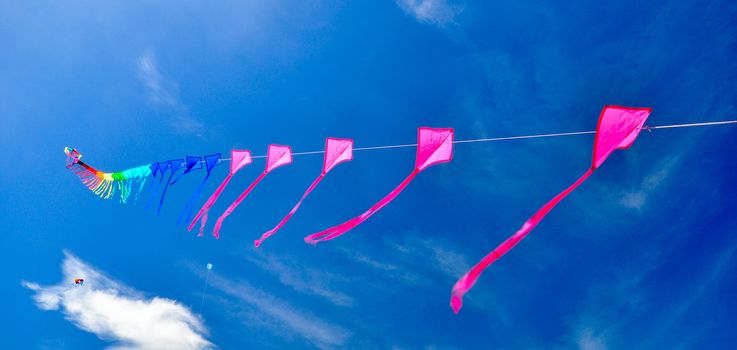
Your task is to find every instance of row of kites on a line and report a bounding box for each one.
[65,105,652,313]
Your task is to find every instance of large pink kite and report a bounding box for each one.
[255,138,353,247]
[450,105,651,313]
[304,127,453,244]
[188,150,253,237]
[211,144,292,239]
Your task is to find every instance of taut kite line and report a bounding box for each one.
[63,105,737,313]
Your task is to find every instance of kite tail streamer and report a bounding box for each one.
[212,171,268,239]
[178,174,211,226]
[450,168,594,314]
[305,169,420,244]
[189,174,235,236]
[155,169,177,215]
[64,147,151,203]
[134,177,148,203]
[255,173,326,247]
[145,173,165,211]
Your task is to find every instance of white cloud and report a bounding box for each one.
[396,0,461,27]
[24,251,212,350]
[137,52,205,135]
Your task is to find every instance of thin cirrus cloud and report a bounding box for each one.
[395,0,462,27]
[203,271,351,349]
[615,154,682,210]
[23,251,212,350]
[137,52,205,136]
[245,252,354,307]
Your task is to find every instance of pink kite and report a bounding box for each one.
[255,138,353,247]
[188,150,252,237]
[450,105,651,314]
[211,145,292,239]
[304,127,453,244]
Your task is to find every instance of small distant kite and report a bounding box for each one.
[74,278,84,286]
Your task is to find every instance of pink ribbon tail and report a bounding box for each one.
[212,171,267,239]
[255,173,325,248]
[305,169,420,244]
[450,168,595,314]
[188,174,233,236]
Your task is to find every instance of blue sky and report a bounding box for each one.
[2,0,736,349]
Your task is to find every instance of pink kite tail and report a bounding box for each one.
[255,173,326,247]
[188,174,234,237]
[304,169,420,244]
[450,168,595,314]
[212,171,268,239]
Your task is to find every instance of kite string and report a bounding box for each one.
[198,267,211,314]
[217,119,737,161]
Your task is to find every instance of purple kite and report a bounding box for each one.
[304,127,453,244]
[188,150,253,237]
[211,145,292,239]
[450,105,652,314]
[255,138,353,247]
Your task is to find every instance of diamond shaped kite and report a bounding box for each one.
[450,105,651,314]
[304,127,453,244]
[255,138,353,247]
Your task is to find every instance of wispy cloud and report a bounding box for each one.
[205,272,351,349]
[338,247,399,272]
[24,251,212,350]
[137,52,205,135]
[560,225,737,349]
[338,235,469,289]
[138,53,179,106]
[245,252,354,307]
[575,328,607,350]
[392,236,470,279]
[395,0,461,27]
[616,155,681,210]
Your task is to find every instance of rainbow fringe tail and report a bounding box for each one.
[64,147,152,203]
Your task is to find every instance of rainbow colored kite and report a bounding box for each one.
[64,147,151,203]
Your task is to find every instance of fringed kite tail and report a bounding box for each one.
[304,169,420,245]
[450,168,595,314]
[212,171,268,239]
[64,148,151,203]
[255,173,326,247]
[188,174,234,236]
